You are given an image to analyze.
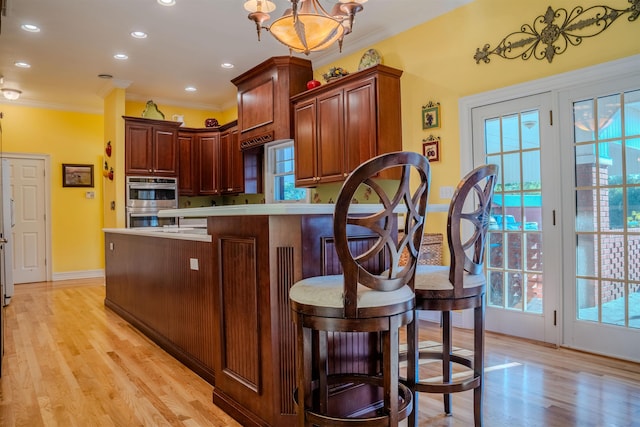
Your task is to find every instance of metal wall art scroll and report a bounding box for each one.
[474,1,639,64]
[422,101,441,130]
[422,135,441,162]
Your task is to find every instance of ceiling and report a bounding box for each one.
[0,0,473,113]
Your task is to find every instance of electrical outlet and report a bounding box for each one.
[85,191,95,199]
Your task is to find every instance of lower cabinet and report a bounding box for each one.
[104,233,216,384]
[104,212,392,427]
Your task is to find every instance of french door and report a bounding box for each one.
[472,93,561,344]
[559,76,640,362]
[466,57,640,360]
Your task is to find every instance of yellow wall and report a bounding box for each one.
[1,0,638,275]
[124,100,231,128]
[0,104,104,274]
[315,0,640,238]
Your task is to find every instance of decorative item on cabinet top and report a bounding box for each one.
[422,101,440,130]
[141,100,165,119]
[358,48,382,70]
[322,66,349,83]
[205,118,219,128]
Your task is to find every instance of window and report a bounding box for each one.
[265,140,309,203]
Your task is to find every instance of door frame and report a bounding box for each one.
[1,153,52,283]
[459,54,640,346]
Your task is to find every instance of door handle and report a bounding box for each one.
[0,237,7,244]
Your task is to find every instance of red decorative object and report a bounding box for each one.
[108,167,114,181]
[205,118,219,128]
[105,141,112,157]
[306,79,321,90]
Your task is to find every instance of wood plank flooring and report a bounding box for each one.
[1,278,639,426]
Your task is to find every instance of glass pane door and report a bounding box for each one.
[561,80,640,362]
[473,93,559,343]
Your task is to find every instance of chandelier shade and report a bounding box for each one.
[244,0,367,55]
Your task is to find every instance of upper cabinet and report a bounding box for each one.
[231,56,313,151]
[124,116,181,177]
[177,122,242,197]
[291,65,403,187]
[219,124,243,194]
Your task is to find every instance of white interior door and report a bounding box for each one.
[559,76,640,362]
[8,157,48,284]
[472,93,561,344]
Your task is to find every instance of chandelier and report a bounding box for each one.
[243,0,368,55]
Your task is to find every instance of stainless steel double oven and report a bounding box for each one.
[126,176,177,228]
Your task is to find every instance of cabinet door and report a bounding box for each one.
[294,99,318,186]
[178,133,197,195]
[317,89,345,183]
[343,78,377,174]
[126,124,153,175]
[199,133,220,195]
[153,126,178,175]
[220,127,243,194]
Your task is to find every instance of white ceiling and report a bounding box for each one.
[0,0,473,113]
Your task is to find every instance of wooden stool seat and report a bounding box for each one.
[290,151,431,426]
[407,164,498,427]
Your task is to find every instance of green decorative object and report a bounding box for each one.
[142,100,165,119]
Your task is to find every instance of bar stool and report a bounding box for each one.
[290,151,430,426]
[407,164,498,427]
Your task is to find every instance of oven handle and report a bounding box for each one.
[127,184,177,190]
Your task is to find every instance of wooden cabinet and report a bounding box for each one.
[219,125,243,194]
[291,65,403,187]
[178,131,197,195]
[178,122,243,197]
[124,116,181,176]
[104,233,216,384]
[199,132,221,195]
[231,56,313,151]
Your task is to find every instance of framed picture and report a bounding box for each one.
[422,140,440,162]
[422,104,441,130]
[62,163,94,187]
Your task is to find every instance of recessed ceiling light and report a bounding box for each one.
[157,0,176,6]
[98,73,114,79]
[185,86,197,92]
[114,53,128,60]
[221,62,234,69]
[1,88,22,100]
[131,31,148,39]
[15,61,31,68]
[21,23,41,32]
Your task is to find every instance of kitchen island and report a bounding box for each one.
[104,203,446,427]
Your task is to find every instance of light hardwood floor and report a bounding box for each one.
[1,279,639,426]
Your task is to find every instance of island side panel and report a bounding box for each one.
[104,232,216,384]
[208,214,305,427]
[209,215,279,427]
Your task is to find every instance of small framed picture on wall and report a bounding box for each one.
[422,103,441,130]
[422,139,440,162]
[62,163,94,187]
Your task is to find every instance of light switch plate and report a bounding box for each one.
[190,258,199,270]
[439,186,455,199]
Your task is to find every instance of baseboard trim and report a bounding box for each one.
[52,269,105,281]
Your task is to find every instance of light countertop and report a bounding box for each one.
[103,227,212,242]
[157,203,448,218]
